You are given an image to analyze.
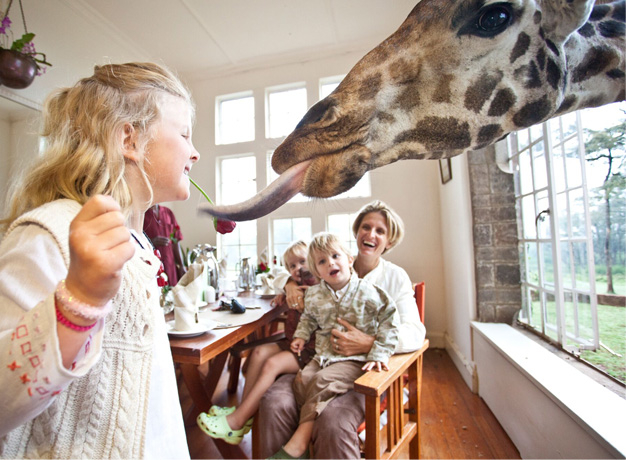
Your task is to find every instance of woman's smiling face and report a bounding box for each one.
[356,211,390,260]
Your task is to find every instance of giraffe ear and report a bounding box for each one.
[540,0,595,44]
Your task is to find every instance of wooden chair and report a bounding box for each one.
[353,281,428,459]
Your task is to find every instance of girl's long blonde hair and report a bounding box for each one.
[1,62,194,230]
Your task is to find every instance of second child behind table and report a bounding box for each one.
[196,240,318,445]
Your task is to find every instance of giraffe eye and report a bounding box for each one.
[477,5,512,34]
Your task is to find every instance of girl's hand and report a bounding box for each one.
[65,195,135,308]
[331,318,376,356]
[362,361,388,372]
[291,338,305,354]
[151,235,170,246]
[285,279,307,312]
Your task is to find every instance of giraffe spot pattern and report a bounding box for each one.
[536,48,546,70]
[433,74,453,103]
[488,88,516,117]
[389,58,420,86]
[572,46,620,83]
[555,95,577,115]
[395,84,421,111]
[612,2,625,20]
[590,4,610,21]
[581,94,610,108]
[607,68,625,79]
[533,11,542,25]
[513,63,541,89]
[464,72,503,113]
[546,58,562,89]
[598,20,625,38]
[577,22,596,38]
[510,32,531,64]
[545,38,560,57]
[512,96,551,127]
[358,73,382,101]
[375,112,396,124]
[395,116,471,151]
[616,89,626,102]
[477,124,503,146]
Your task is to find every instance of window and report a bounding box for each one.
[266,85,307,139]
[320,75,344,99]
[327,212,359,255]
[272,217,312,264]
[218,220,257,276]
[217,155,257,271]
[509,101,625,382]
[216,93,254,145]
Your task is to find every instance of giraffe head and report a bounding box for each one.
[200,0,625,221]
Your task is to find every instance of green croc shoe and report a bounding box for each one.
[242,417,254,434]
[196,413,244,445]
[208,405,236,416]
[267,446,310,459]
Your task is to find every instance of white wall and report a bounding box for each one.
[169,50,448,342]
[438,154,477,389]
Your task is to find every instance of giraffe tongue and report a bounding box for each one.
[198,160,311,221]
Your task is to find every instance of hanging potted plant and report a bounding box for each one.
[0,0,52,89]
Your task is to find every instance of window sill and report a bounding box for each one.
[471,322,626,459]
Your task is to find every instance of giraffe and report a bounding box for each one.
[200,0,625,221]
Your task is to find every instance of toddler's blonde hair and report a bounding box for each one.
[307,232,352,279]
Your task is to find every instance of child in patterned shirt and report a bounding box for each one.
[269,232,399,459]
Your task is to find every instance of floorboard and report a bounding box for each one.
[179,348,521,459]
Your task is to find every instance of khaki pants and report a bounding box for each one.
[293,360,364,424]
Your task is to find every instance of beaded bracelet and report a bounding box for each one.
[55,279,113,321]
[55,302,97,332]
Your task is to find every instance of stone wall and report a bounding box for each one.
[467,146,522,323]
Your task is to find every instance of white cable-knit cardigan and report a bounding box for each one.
[0,199,188,459]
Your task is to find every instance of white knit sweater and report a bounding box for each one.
[0,199,188,459]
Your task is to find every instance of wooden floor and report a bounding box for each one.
[179,348,521,459]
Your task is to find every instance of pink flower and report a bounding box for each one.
[214,218,236,234]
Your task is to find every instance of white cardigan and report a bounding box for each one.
[0,199,188,459]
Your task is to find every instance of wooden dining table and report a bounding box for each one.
[168,290,285,458]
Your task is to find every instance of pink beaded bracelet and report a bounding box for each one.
[55,279,113,321]
[55,302,97,332]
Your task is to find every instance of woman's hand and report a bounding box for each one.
[362,361,388,372]
[65,195,135,308]
[331,318,376,356]
[285,279,307,313]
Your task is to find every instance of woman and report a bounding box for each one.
[0,62,198,458]
[257,200,426,459]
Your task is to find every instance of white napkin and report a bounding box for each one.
[259,273,276,295]
[172,262,206,331]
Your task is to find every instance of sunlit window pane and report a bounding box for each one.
[218,155,256,205]
[327,213,359,255]
[272,218,312,264]
[267,86,308,139]
[216,94,254,145]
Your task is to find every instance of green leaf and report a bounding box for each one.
[9,33,35,52]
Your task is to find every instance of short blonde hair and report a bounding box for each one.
[2,62,194,230]
[352,200,404,253]
[282,240,308,267]
[307,232,352,279]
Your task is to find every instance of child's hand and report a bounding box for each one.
[65,195,135,308]
[362,361,389,372]
[270,293,286,307]
[291,338,305,354]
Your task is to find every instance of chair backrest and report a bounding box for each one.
[413,282,425,324]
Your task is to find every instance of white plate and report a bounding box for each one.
[255,290,276,299]
[166,319,214,338]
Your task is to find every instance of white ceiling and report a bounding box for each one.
[0,0,417,118]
